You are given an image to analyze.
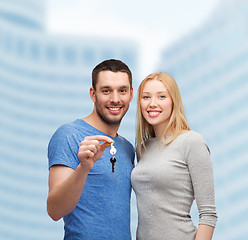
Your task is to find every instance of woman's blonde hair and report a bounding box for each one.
[136,72,191,158]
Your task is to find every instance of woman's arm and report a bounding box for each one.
[195,224,215,240]
[185,133,217,238]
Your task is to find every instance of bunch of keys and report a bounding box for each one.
[110,143,117,172]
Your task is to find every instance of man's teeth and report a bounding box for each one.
[109,107,120,111]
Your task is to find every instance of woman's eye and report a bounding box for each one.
[159,95,166,99]
[142,96,150,99]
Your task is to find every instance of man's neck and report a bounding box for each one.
[83,113,119,137]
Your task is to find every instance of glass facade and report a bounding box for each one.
[0,1,138,239]
[158,0,248,239]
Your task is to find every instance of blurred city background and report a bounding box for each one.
[0,0,247,239]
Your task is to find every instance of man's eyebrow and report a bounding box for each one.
[100,86,111,89]
[119,85,129,88]
[100,85,130,89]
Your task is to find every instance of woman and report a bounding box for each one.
[131,73,217,240]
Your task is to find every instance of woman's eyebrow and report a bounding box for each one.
[142,91,168,94]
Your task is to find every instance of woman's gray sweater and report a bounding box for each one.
[131,131,217,240]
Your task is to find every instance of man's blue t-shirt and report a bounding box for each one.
[48,119,135,240]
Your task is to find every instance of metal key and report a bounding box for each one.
[110,156,116,172]
[110,143,117,172]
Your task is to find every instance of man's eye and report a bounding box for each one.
[120,89,127,93]
[102,90,110,93]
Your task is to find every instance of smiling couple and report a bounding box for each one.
[47,59,217,240]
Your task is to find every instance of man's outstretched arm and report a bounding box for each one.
[47,135,113,221]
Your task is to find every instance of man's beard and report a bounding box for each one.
[95,105,127,126]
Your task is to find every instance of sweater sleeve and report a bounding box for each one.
[185,132,218,227]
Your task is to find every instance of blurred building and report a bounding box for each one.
[158,0,248,239]
[0,0,138,239]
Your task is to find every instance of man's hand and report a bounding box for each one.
[47,135,114,221]
[78,135,113,171]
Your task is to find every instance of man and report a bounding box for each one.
[47,59,134,239]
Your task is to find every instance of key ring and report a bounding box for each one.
[110,143,117,155]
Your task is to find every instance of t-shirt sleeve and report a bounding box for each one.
[129,144,135,166]
[185,133,218,227]
[48,125,80,170]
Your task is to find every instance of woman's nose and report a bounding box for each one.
[149,97,157,107]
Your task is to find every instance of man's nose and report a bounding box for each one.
[110,91,120,103]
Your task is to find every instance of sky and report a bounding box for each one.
[46,0,221,76]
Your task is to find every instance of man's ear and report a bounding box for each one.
[89,87,96,103]
[130,87,133,102]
